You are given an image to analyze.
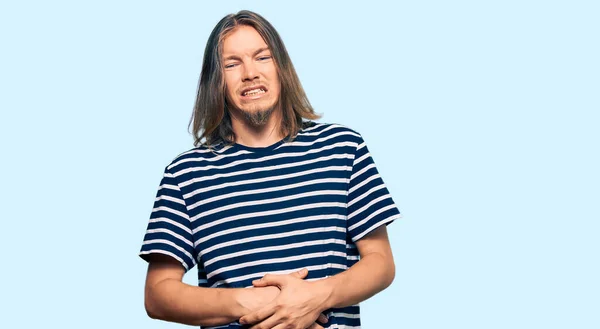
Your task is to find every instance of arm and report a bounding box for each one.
[317,225,395,309]
[240,225,395,328]
[144,253,279,327]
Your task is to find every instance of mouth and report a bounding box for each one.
[240,85,268,98]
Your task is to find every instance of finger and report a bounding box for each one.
[249,314,281,329]
[317,313,328,323]
[308,322,324,329]
[290,268,309,279]
[251,273,290,288]
[271,323,294,329]
[253,268,308,287]
[239,302,277,325]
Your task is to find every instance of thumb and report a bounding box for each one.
[291,268,309,279]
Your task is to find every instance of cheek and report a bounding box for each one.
[224,87,238,105]
[224,75,238,96]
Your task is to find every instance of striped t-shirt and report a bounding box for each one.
[139,121,402,329]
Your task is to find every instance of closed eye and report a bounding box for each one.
[257,56,271,61]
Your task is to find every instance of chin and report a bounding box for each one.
[239,101,277,113]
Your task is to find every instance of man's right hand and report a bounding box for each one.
[236,269,328,328]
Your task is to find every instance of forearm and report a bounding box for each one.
[317,252,395,309]
[146,278,277,326]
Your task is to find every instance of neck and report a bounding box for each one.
[229,105,286,148]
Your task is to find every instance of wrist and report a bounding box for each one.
[231,288,252,318]
[313,277,336,310]
[235,286,280,316]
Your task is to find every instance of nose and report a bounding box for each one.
[242,61,259,82]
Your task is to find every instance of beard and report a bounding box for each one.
[227,99,279,127]
[242,104,276,126]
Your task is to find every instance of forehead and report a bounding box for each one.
[222,25,269,57]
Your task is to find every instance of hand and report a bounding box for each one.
[239,268,330,329]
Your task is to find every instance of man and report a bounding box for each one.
[139,10,402,329]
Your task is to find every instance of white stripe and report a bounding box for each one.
[347,184,385,208]
[210,263,348,287]
[199,226,346,257]
[196,190,347,218]
[184,163,351,199]
[204,238,346,267]
[206,251,347,279]
[139,250,189,270]
[327,325,360,329]
[277,130,359,149]
[145,228,193,247]
[352,151,370,168]
[192,200,346,228]
[352,214,401,241]
[152,205,189,221]
[329,312,360,319]
[347,194,392,221]
[348,202,396,231]
[195,214,345,249]
[155,195,186,206]
[350,162,375,182]
[158,183,179,191]
[356,140,366,151]
[202,325,232,329]
[142,239,194,263]
[148,217,192,235]
[348,172,380,195]
[296,123,360,138]
[188,177,347,210]
[169,148,252,170]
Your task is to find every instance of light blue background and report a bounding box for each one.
[1,1,598,328]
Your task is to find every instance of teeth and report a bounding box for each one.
[243,88,265,96]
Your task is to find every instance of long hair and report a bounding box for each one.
[188,10,322,149]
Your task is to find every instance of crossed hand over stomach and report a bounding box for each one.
[240,268,330,329]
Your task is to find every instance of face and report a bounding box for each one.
[221,25,281,126]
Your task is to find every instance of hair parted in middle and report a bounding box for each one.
[188,10,322,149]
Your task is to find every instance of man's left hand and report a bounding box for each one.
[239,268,330,329]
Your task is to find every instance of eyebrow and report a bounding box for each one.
[223,47,270,61]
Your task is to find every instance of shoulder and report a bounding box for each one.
[303,121,363,143]
[305,122,365,152]
[163,143,221,174]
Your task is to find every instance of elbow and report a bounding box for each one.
[144,286,166,320]
[145,296,161,320]
[385,262,396,288]
[380,253,396,289]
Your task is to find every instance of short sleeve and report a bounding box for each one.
[346,134,402,242]
[139,165,197,272]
